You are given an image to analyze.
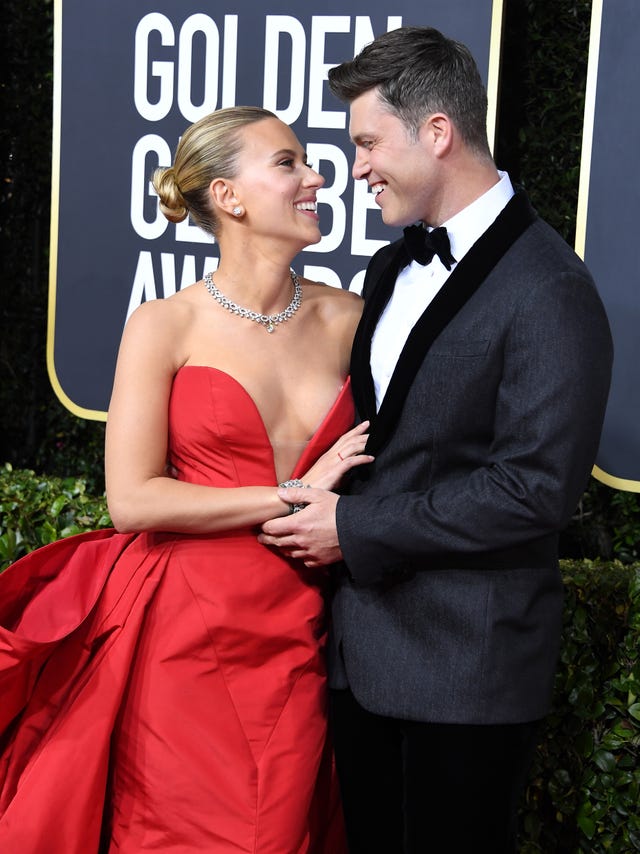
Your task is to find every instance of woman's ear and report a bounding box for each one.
[209,179,242,216]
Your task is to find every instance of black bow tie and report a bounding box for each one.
[403,224,456,270]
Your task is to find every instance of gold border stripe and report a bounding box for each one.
[47,0,108,422]
[575,0,603,261]
[486,0,505,154]
[577,0,640,491]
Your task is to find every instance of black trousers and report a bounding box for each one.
[330,688,540,854]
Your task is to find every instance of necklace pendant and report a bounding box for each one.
[266,322,275,333]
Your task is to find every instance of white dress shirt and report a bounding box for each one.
[370,172,516,411]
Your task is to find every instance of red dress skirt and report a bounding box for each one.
[0,368,353,853]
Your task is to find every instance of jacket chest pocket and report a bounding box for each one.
[428,339,491,358]
[410,339,498,432]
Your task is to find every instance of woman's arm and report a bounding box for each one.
[105,299,291,534]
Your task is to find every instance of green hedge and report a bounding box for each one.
[0,463,111,570]
[0,467,638,852]
[520,559,640,852]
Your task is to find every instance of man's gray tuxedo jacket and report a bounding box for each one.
[331,190,613,725]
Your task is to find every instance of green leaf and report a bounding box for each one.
[39,520,58,545]
[49,494,69,516]
[575,729,594,756]
[60,525,83,538]
[593,750,617,773]
[576,812,596,840]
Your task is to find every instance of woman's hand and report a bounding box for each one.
[301,421,374,491]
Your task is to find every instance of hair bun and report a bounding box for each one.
[152,166,189,223]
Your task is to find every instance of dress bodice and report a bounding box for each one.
[168,366,354,488]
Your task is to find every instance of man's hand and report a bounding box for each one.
[259,487,342,567]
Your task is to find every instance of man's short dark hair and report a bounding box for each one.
[328,26,491,158]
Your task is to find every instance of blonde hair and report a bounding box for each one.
[152,106,277,237]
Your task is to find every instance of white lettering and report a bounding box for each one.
[160,252,201,296]
[177,14,220,122]
[175,216,216,244]
[308,17,349,129]
[203,256,219,277]
[308,143,348,253]
[127,251,158,319]
[353,16,402,56]
[134,14,175,121]
[127,252,219,318]
[134,13,238,123]
[263,16,306,123]
[130,134,172,239]
[221,16,238,107]
[350,178,389,256]
[349,270,367,295]
[302,265,343,289]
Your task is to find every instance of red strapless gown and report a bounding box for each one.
[0,367,353,853]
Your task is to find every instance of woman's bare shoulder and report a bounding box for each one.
[117,287,205,375]
[300,279,362,364]
[125,284,201,333]
[301,277,363,317]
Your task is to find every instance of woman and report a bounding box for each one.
[0,107,368,852]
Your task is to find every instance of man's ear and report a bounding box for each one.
[421,112,453,156]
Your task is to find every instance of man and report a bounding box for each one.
[260,26,612,853]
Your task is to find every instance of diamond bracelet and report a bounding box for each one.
[278,479,310,514]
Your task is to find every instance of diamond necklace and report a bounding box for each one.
[203,268,302,333]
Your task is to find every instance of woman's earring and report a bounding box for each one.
[232,206,243,217]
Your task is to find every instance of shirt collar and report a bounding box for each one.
[438,171,515,264]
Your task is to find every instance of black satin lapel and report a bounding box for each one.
[367,190,537,455]
[350,241,409,422]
